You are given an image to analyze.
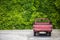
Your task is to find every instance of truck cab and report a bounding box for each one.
[33,18,53,36]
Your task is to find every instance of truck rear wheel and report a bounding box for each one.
[46,32,51,36]
[34,32,36,36]
[48,32,51,36]
[34,32,39,36]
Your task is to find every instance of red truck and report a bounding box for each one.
[33,18,53,36]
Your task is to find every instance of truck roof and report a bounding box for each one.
[35,18,49,20]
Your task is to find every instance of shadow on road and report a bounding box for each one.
[34,34,51,37]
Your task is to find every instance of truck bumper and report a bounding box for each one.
[33,29,52,32]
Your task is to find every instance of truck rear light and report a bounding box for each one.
[50,27,52,29]
[50,25,53,28]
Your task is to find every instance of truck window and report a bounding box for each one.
[36,19,49,22]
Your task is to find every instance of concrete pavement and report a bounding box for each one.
[0,29,60,40]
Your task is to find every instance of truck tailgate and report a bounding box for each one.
[33,25,52,31]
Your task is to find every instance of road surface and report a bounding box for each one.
[0,29,60,40]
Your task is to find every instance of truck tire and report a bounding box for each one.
[34,32,36,36]
[48,32,51,36]
[46,32,51,36]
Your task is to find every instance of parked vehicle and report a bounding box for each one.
[33,18,53,36]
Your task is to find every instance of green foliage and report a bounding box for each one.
[0,0,60,30]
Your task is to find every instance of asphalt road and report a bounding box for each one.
[0,29,60,40]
